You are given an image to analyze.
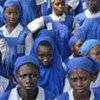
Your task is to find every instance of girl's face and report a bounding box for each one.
[4,6,20,25]
[69,68,92,94]
[52,0,65,16]
[87,0,99,12]
[88,45,100,62]
[71,40,84,57]
[37,45,53,67]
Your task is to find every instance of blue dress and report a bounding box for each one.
[30,36,66,97]
[0,86,55,100]
[56,88,100,100]
[19,0,39,26]
[41,2,52,16]
[0,27,30,77]
[79,18,100,41]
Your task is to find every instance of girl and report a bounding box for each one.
[80,39,100,88]
[56,57,100,100]
[0,56,55,100]
[0,0,33,77]
[30,36,65,97]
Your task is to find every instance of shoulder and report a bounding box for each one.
[0,90,11,100]
[56,92,69,100]
[44,89,55,100]
[93,87,100,99]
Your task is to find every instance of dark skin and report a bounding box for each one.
[16,64,40,100]
[69,68,93,100]
[87,0,100,13]
[87,45,100,82]
[37,45,53,67]
[4,6,20,33]
[52,0,65,16]
[71,40,84,57]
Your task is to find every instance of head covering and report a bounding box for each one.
[3,0,21,12]
[30,36,65,96]
[51,0,65,3]
[14,56,40,77]
[80,39,100,56]
[66,57,99,76]
[68,35,84,48]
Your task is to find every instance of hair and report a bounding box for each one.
[38,40,53,50]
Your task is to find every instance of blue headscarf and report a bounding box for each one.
[68,35,84,48]
[80,39,100,56]
[66,57,99,76]
[30,36,65,96]
[3,0,22,22]
[14,56,40,77]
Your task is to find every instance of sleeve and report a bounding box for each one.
[67,0,79,9]
[27,17,45,33]
[0,38,8,63]
[25,32,34,55]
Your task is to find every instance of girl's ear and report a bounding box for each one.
[91,73,97,82]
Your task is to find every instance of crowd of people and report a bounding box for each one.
[0,0,100,99]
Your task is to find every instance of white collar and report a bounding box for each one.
[68,88,95,100]
[0,23,23,37]
[85,9,100,18]
[50,12,66,22]
[8,86,45,100]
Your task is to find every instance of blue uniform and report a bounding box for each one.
[0,27,30,76]
[41,2,52,16]
[56,88,100,100]
[79,18,100,41]
[19,0,39,26]
[0,86,55,100]
[30,36,66,97]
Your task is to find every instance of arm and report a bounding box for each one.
[27,17,45,33]
[25,32,34,55]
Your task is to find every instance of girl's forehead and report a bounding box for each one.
[69,68,90,77]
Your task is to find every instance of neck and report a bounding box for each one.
[73,90,91,100]
[6,23,18,33]
[18,87,38,100]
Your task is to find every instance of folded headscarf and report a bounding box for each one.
[80,39,100,56]
[66,57,99,76]
[14,56,40,77]
[68,35,84,48]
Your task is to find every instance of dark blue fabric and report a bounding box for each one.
[76,11,86,26]
[0,6,4,27]
[68,34,84,48]
[66,57,99,75]
[43,16,72,60]
[80,39,100,56]
[19,0,39,26]
[79,18,100,41]
[5,82,16,92]
[56,87,100,100]
[30,36,65,96]
[41,2,52,16]
[14,56,40,77]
